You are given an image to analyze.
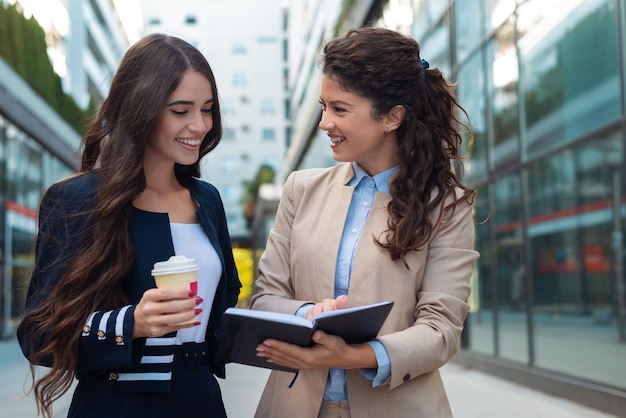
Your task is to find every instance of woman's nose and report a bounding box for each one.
[189,112,211,132]
[318,111,333,130]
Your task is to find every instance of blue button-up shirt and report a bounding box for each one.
[298,162,398,400]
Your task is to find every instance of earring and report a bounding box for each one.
[384,127,389,133]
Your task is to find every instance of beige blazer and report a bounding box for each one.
[250,163,479,418]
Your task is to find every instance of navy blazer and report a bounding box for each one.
[17,172,241,392]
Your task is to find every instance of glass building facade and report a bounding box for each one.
[0,58,78,339]
[285,0,626,413]
[0,114,73,337]
[450,0,626,409]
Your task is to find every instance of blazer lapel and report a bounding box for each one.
[310,186,350,299]
[311,164,355,299]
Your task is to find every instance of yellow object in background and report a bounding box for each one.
[233,248,254,307]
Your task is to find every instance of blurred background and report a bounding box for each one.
[0,0,625,416]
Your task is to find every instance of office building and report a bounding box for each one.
[0,0,140,337]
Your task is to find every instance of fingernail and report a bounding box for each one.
[194,308,203,315]
[195,297,204,305]
[193,321,201,326]
[188,291,197,297]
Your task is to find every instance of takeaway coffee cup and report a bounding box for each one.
[151,255,199,325]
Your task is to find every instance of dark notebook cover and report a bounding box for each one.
[217,301,393,373]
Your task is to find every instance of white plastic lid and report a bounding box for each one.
[151,255,199,275]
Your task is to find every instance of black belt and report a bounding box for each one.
[172,342,209,369]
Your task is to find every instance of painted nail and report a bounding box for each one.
[195,297,204,305]
[194,308,203,315]
[188,291,197,297]
[193,321,201,326]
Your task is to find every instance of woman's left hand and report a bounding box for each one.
[256,330,376,371]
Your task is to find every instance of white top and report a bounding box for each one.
[169,222,222,343]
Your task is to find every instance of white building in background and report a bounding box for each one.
[279,0,341,180]
[2,0,142,109]
[64,0,143,108]
[140,0,288,243]
[281,0,383,179]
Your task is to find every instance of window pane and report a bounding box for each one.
[220,156,239,173]
[457,52,488,185]
[411,0,430,40]
[454,0,483,62]
[262,128,276,141]
[467,186,495,355]
[494,174,528,363]
[519,0,621,158]
[381,0,414,34]
[528,133,626,389]
[483,0,516,33]
[487,18,519,167]
[426,0,447,22]
[421,21,451,77]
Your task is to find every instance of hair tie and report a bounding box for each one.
[419,58,429,80]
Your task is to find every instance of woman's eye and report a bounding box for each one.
[171,110,187,116]
[318,100,326,111]
[201,108,214,114]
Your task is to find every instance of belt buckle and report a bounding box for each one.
[182,342,200,369]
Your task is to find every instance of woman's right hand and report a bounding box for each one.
[305,295,349,321]
[133,288,202,338]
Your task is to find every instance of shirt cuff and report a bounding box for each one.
[295,303,314,318]
[360,340,390,387]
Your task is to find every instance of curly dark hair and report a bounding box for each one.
[321,26,475,264]
[20,33,222,418]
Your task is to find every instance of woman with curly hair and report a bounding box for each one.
[250,26,479,418]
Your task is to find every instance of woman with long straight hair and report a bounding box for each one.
[17,33,241,418]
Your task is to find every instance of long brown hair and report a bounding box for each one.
[20,33,222,417]
[321,26,474,264]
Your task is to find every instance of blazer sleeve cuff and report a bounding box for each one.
[78,305,136,370]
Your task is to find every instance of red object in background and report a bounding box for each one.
[538,245,609,274]
[6,200,37,219]
[582,244,611,273]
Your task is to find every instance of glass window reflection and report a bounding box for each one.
[426,0,447,22]
[483,0,516,33]
[411,0,430,41]
[0,115,75,331]
[468,186,495,355]
[487,18,519,167]
[421,22,451,78]
[518,0,621,158]
[454,0,483,62]
[457,52,488,184]
[381,0,414,34]
[494,174,528,363]
[528,133,625,388]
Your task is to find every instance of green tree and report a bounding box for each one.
[0,3,91,134]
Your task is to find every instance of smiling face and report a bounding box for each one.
[145,69,214,169]
[318,75,399,176]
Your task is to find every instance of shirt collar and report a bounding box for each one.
[349,162,399,193]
